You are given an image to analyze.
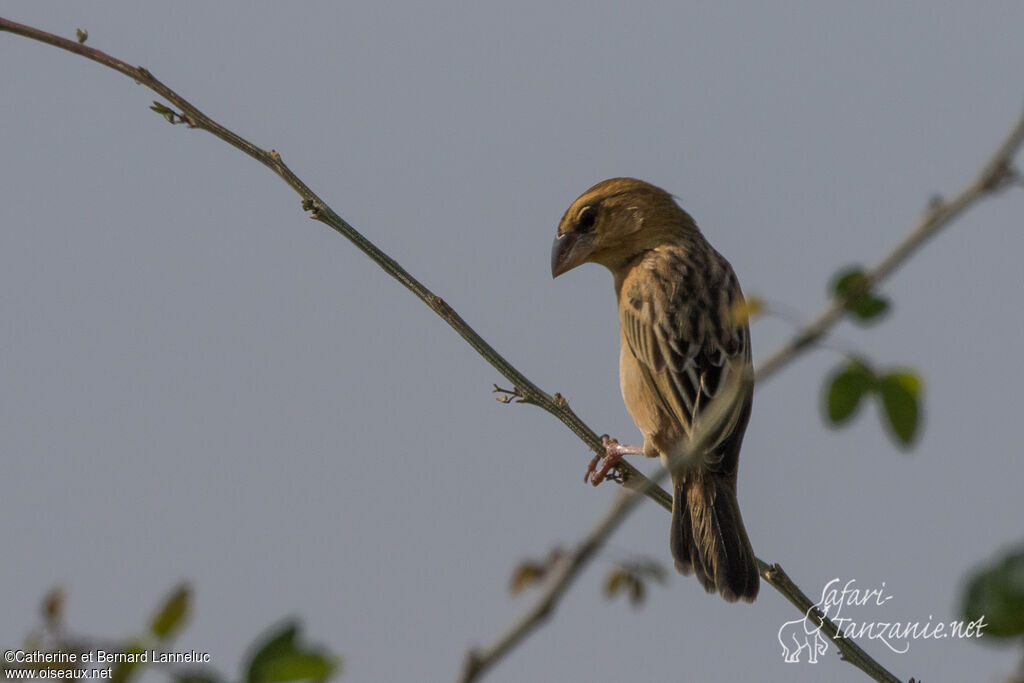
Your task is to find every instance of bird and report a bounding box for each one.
[551,177,759,602]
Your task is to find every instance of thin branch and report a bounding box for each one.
[5,16,1021,683]
[0,13,671,513]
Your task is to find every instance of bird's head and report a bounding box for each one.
[551,177,698,278]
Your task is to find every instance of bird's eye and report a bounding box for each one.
[577,205,597,232]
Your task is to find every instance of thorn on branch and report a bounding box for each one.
[982,159,1017,192]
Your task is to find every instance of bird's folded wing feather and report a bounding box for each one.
[620,254,750,465]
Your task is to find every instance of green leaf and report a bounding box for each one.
[877,371,922,447]
[260,654,335,683]
[150,101,177,124]
[246,621,339,683]
[151,583,191,639]
[174,671,225,683]
[831,266,890,323]
[961,547,1024,638]
[850,295,889,320]
[825,362,874,424]
[110,642,146,683]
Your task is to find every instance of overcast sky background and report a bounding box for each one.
[2,3,1023,682]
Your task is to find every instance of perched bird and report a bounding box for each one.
[551,177,759,602]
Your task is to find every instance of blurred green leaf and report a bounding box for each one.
[174,671,226,683]
[825,362,874,424]
[150,101,177,123]
[246,621,339,683]
[151,583,191,639]
[603,570,624,599]
[110,642,146,683]
[260,654,335,683]
[831,266,890,323]
[877,372,922,447]
[850,296,889,320]
[628,579,646,607]
[962,547,1024,638]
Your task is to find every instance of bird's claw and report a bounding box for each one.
[584,435,626,486]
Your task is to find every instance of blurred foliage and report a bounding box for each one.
[602,557,667,609]
[245,622,337,683]
[962,546,1024,639]
[831,266,890,324]
[508,548,565,596]
[824,359,923,449]
[0,585,342,683]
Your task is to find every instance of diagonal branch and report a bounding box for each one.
[4,15,1020,683]
[0,13,670,512]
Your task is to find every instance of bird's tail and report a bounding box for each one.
[670,475,759,602]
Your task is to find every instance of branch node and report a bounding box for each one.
[431,295,455,321]
[492,384,527,404]
[982,159,1016,192]
[460,649,483,682]
[302,198,324,219]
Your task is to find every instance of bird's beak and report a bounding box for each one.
[551,231,592,278]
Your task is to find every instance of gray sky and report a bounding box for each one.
[2,3,1023,681]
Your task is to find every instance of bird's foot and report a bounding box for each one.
[585,435,644,486]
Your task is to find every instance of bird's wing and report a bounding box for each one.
[620,249,751,468]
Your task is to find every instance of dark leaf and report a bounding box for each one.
[831,266,890,323]
[962,547,1024,638]
[850,295,889,320]
[825,362,874,424]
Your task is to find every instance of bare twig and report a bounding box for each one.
[4,16,1021,683]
